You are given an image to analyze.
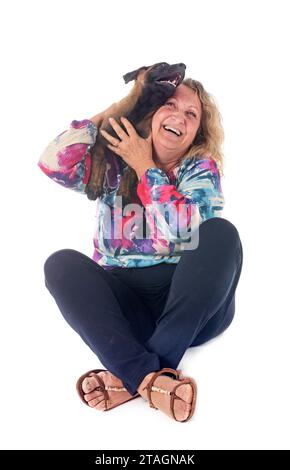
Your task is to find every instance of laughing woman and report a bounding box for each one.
[38,79,243,423]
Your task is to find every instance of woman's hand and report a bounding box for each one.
[100,117,156,178]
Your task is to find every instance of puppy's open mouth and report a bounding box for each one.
[156,74,182,88]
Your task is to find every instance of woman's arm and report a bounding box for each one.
[136,158,225,250]
[37,119,98,194]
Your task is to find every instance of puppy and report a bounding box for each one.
[85,62,186,201]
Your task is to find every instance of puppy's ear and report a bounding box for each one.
[123,66,148,84]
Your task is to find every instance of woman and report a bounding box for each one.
[38,79,243,423]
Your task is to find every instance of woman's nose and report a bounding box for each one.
[169,111,185,124]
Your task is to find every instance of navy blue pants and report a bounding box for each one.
[43,217,243,395]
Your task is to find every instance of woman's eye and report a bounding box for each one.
[166,103,196,118]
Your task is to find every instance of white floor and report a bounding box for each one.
[1,236,289,450]
[1,0,289,450]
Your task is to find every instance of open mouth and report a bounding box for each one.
[156,74,182,88]
[162,125,182,137]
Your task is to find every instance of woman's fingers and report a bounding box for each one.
[100,116,131,145]
[108,117,129,140]
[120,117,136,137]
[99,129,120,146]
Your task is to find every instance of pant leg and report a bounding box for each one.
[110,263,176,325]
[192,225,243,346]
[191,292,236,347]
[43,249,160,395]
[144,217,243,369]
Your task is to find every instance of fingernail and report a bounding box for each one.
[109,117,113,121]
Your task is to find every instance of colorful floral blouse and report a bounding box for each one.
[38,119,225,270]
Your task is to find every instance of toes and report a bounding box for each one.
[88,397,107,410]
[82,375,99,394]
[84,390,103,402]
[174,383,193,404]
[79,370,131,411]
[135,372,196,422]
[173,400,191,422]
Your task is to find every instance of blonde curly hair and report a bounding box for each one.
[181,78,225,177]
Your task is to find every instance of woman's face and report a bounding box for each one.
[151,84,202,162]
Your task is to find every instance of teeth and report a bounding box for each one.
[159,78,177,87]
[163,125,182,136]
[158,74,181,88]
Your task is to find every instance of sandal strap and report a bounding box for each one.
[170,378,197,422]
[89,372,110,408]
[76,368,129,410]
[87,373,127,408]
[143,368,181,409]
[105,386,127,392]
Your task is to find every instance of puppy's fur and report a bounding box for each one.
[85,62,186,202]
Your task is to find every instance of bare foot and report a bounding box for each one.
[137,371,196,422]
[81,371,137,410]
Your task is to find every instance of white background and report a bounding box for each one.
[0,0,289,450]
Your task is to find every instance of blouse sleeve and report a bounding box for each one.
[37,119,97,194]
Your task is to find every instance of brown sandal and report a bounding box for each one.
[141,367,197,422]
[76,369,140,411]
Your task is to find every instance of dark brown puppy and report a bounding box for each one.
[85,62,186,201]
